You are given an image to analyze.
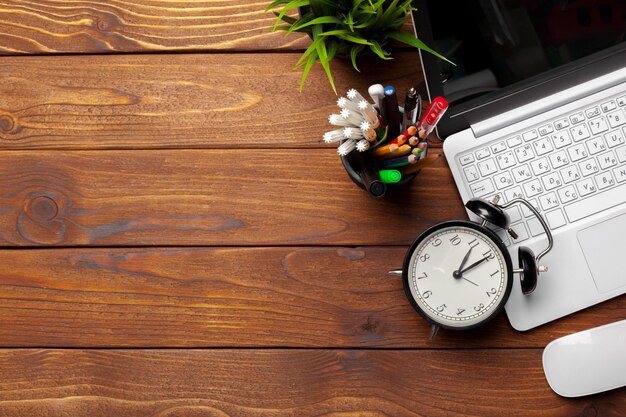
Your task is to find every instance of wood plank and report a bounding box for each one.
[1,247,624,348]
[0,52,423,149]
[0,349,623,416]
[0,0,309,54]
[0,149,459,247]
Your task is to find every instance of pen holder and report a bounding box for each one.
[340,147,421,196]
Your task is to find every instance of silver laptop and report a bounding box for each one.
[413,1,626,330]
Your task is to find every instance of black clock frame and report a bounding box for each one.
[402,220,514,331]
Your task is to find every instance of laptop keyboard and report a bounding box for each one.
[458,93,626,246]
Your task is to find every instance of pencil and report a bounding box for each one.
[376,144,412,159]
[397,125,418,141]
[370,142,399,157]
[379,154,419,168]
[400,153,443,174]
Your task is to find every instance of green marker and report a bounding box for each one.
[379,169,402,184]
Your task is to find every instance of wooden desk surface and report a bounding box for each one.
[0,1,624,415]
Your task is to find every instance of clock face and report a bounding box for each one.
[403,221,513,330]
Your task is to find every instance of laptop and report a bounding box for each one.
[413,0,626,331]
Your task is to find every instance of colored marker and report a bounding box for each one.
[346,88,366,104]
[323,129,346,144]
[337,140,357,156]
[368,84,385,109]
[356,139,370,152]
[417,96,449,138]
[328,113,355,127]
[347,150,387,198]
[337,96,361,113]
[378,169,402,184]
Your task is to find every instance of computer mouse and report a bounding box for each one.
[542,319,626,397]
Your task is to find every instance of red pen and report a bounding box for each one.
[417,96,448,139]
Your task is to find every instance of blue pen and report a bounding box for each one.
[384,86,401,139]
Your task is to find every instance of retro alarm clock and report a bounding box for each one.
[390,196,554,337]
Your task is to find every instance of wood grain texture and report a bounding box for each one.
[0,0,309,54]
[0,349,623,417]
[0,52,422,149]
[0,149,459,247]
[1,247,624,348]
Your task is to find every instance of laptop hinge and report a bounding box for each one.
[471,67,626,138]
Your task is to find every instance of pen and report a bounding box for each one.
[384,86,401,139]
[347,150,387,198]
[378,169,402,184]
[402,87,419,131]
[417,96,449,139]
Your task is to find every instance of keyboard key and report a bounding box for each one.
[527,217,544,237]
[576,178,597,197]
[470,178,494,197]
[595,172,615,190]
[565,183,626,222]
[570,123,590,142]
[491,141,506,154]
[601,100,617,113]
[533,138,553,156]
[521,199,539,217]
[531,157,551,175]
[545,209,566,230]
[618,96,626,106]
[463,165,480,182]
[586,136,607,155]
[493,171,514,190]
[477,158,498,176]
[512,164,532,182]
[614,166,626,183]
[523,130,538,142]
[515,144,534,163]
[475,147,490,160]
[507,136,522,147]
[585,106,601,118]
[554,118,569,130]
[551,131,572,149]
[605,130,625,148]
[579,159,600,177]
[496,151,516,170]
[569,112,585,125]
[549,150,569,169]
[560,166,581,184]
[504,186,524,201]
[589,117,609,135]
[538,124,554,136]
[539,192,559,211]
[460,154,475,165]
[504,206,521,223]
[598,151,617,170]
[557,185,578,204]
[542,171,562,190]
[617,147,626,163]
[523,179,543,198]
[567,143,588,162]
[607,110,626,128]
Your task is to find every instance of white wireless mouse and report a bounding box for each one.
[542,319,626,397]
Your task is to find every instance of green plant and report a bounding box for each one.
[265,0,451,93]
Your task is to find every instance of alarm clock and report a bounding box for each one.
[391,196,554,336]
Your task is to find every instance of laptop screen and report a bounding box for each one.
[414,0,626,138]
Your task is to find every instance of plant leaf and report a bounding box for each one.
[273,0,310,30]
[289,15,342,32]
[388,30,455,65]
[350,44,364,72]
[313,25,337,94]
[369,39,392,60]
[299,50,319,92]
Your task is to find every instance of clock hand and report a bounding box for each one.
[459,255,491,275]
[452,246,474,278]
[462,277,479,286]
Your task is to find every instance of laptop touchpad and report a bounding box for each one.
[577,213,626,294]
